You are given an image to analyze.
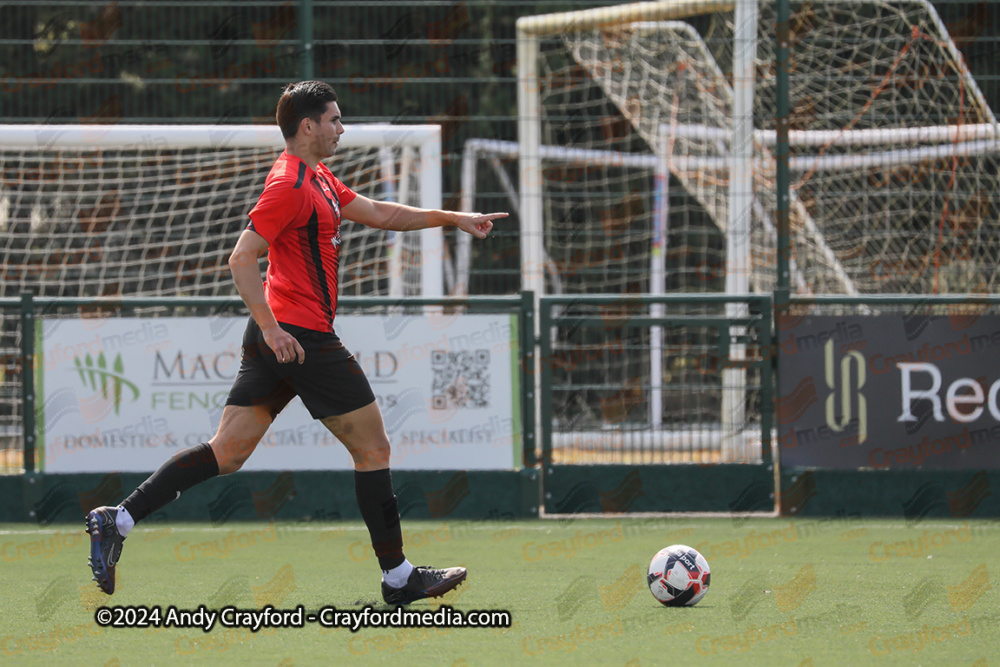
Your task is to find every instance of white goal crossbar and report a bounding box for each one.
[0,123,441,152]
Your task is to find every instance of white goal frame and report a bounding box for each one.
[517,0,736,304]
[517,0,747,463]
[514,0,1000,464]
[0,123,444,297]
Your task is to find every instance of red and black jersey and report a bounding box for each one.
[247,151,357,333]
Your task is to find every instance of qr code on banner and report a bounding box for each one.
[431,349,490,409]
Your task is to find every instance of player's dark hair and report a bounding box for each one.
[275,81,338,139]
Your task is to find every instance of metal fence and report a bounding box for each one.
[538,294,775,467]
[6,1,998,125]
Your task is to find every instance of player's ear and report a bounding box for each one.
[299,116,312,136]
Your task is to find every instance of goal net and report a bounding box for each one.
[0,124,444,301]
[515,0,1000,464]
[517,0,1000,299]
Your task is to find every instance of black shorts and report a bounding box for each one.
[226,318,376,420]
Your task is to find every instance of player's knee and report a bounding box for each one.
[211,437,258,475]
[217,454,246,475]
[352,440,391,470]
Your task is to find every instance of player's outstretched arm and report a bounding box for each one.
[342,194,507,239]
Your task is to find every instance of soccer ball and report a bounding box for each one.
[647,544,711,606]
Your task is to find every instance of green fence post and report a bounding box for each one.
[538,297,553,474]
[520,291,537,467]
[774,0,791,311]
[774,0,791,515]
[19,292,36,473]
[758,296,774,465]
[300,0,314,80]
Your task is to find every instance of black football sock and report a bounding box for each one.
[355,468,405,572]
[120,442,219,523]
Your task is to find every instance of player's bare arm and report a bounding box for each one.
[228,229,305,364]
[342,194,507,239]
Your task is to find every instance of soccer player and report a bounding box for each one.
[86,81,507,605]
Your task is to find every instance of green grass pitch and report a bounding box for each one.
[2,516,998,665]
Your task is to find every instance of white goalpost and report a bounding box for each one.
[0,124,444,300]
[513,0,1000,465]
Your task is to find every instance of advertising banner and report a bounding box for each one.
[778,313,1000,469]
[37,314,520,472]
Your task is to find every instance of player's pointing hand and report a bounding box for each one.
[455,212,507,239]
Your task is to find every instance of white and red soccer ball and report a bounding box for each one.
[647,544,711,606]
